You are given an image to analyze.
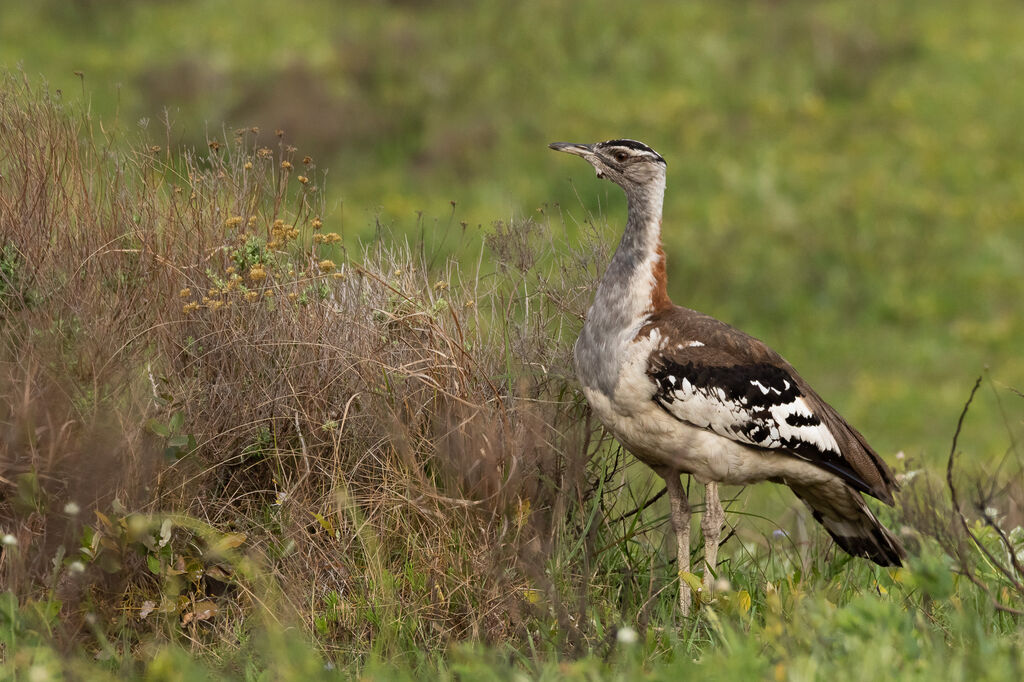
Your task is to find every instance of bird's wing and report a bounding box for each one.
[641,307,898,503]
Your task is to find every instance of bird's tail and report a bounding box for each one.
[790,481,905,567]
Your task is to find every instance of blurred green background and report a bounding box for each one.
[3,0,1022,464]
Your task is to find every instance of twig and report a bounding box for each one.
[612,487,667,524]
[946,376,1024,601]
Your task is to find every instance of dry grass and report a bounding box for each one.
[0,72,624,662]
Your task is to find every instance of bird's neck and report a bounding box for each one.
[574,178,670,395]
[597,178,671,319]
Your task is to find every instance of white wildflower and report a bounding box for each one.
[617,626,638,645]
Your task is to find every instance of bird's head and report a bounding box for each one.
[549,139,666,192]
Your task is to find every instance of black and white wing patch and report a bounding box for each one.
[650,360,865,489]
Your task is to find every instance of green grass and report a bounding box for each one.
[2,1,1024,678]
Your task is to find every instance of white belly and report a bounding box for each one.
[581,334,833,488]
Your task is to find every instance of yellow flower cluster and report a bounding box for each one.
[224,216,244,228]
[312,232,341,244]
[270,220,300,247]
[318,259,336,272]
[249,265,267,283]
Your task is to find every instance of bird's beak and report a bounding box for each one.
[549,142,607,179]
[548,142,595,158]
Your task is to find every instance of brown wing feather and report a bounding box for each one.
[640,306,898,504]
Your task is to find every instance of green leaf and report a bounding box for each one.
[679,571,703,594]
[146,419,169,437]
[168,434,190,448]
[0,591,20,633]
[311,512,335,535]
[15,472,44,513]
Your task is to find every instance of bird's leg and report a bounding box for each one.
[701,481,725,597]
[663,471,692,617]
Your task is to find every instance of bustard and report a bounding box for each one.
[550,139,904,616]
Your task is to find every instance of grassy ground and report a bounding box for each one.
[1,71,1023,681]
[1,0,1024,678]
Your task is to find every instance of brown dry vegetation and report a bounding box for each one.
[0,73,623,660]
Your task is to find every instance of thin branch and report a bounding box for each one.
[946,376,1024,597]
[611,486,667,524]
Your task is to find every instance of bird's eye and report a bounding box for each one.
[614,151,628,163]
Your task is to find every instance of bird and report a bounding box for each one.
[549,139,905,616]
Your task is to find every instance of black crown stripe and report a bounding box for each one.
[598,139,666,164]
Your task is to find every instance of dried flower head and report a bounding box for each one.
[313,232,341,245]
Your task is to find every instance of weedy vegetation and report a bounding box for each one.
[1,73,1024,680]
